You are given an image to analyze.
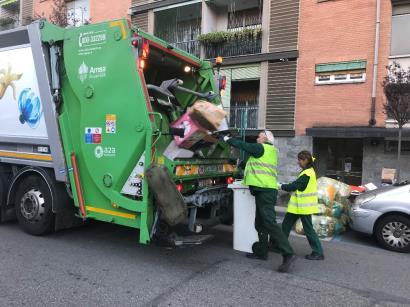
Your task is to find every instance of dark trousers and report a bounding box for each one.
[252,189,294,257]
[282,213,324,256]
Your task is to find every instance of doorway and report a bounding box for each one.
[313,138,363,185]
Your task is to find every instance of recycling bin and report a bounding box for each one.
[228,181,259,253]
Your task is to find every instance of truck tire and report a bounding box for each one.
[15,175,54,235]
[0,173,6,221]
[375,214,410,253]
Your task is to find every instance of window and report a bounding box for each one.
[315,60,367,85]
[334,74,347,81]
[384,140,410,153]
[228,8,262,30]
[391,5,410,56]
[67,0,90,26]
[154,3,202,57]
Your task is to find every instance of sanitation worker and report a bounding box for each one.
[222,131,297,273]
[279,150,324,260]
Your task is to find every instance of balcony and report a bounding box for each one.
[0,16,18,31]
[171,40,201,58]
[226,104,259,130]
[199,27,262,59]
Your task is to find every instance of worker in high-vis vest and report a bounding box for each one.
[223,130,297,273]
[280,150,324,260]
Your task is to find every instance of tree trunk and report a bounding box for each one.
[397,126,402,183]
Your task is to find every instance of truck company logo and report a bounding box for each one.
[78,62,89,83]
[78,61,106,83]
[94,146,104,159]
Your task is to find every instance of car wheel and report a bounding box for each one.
[375,215,410,253]
[15,175,54,235]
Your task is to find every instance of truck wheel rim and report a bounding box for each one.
[382,222,410,249]
[20,189,45,222]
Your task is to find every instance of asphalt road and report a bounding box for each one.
[0,221,409,307]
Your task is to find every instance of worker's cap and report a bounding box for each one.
[264,130,274,145]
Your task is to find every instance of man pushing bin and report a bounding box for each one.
[221,131,297,273]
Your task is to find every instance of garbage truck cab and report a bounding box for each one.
[0,19,236,245]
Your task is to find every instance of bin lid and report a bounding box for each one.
[228,180,248,190]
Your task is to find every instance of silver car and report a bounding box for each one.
[349,183,410,253]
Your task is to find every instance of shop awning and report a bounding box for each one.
[306,127,410,139]
[0,0,18,7]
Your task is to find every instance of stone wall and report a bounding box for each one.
[275,135,312,206]
[362,139,410,185]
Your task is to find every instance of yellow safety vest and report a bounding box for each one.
[287,167,319,215]
[244,144,278,189]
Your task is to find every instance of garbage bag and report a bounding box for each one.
[294,216,336,238]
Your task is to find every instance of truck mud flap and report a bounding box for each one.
[146,164,187,226]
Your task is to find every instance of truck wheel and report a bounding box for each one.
[375,215,410,253]
[15,175,54,235]
[0,172,7,220]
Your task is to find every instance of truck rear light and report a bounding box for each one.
[226,177,234,184]
[176,183,183,193]
[139,59,146,69]
[219,76,227,91]
[142,41,150,59]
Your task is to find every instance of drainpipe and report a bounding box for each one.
[369,0,381,126]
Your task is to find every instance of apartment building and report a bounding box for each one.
[297,0,410,185]
[130,1,299,130]
[3,0,409,184]
[0,0,32,30]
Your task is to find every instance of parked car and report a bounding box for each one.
[349,183,410,253]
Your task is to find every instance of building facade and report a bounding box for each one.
[0,0,32,30]
[298,0,410,185]
[2,0,409,184]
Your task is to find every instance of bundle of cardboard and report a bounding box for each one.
[171,100,227,149]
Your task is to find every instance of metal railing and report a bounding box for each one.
[171,40,201,58]
[225,104,259,130]
[204,36,261,59]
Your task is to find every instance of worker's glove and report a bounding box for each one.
[215,132,231,142]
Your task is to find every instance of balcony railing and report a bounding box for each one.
[204,38,261,59]
[199,27,262,59]
[171,40,201,58]
[226,104,259,130]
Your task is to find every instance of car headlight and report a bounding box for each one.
[355,194,376,207]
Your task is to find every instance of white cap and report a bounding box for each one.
[264,130,274,145]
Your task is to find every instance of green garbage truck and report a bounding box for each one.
[0,19,236,245]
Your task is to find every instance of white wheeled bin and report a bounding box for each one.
[228,180,259,253]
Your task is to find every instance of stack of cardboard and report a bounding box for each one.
[170,100,227,149]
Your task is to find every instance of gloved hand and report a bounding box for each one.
[215,132,231,142]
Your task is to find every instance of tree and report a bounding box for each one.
[34,0,89,27]
[383,62,410,182]
[48,0,69,27]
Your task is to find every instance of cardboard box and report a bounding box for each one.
[189,100,227,131]
[381,168,397,184]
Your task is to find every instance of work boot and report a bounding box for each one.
[305,253,324,260]
[246,253,268,261]
[277,255,297,273]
